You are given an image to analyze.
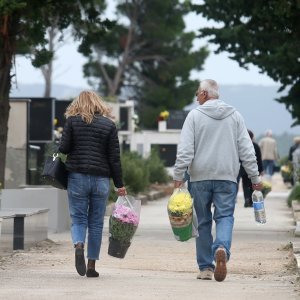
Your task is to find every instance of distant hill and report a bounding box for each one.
[10,83,83,99]
[9,82,300,157]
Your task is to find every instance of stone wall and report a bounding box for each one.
[5,100,29,188]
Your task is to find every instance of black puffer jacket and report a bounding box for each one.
[59,115,123,188]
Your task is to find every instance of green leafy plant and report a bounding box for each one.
[121,151,150,194]
[111,150,170,199]
[192,1,300,126]
[146,149,170,184]
[109,199,139,245]
[287,185,300,207]
[261,181,272,198]
[109,217,137,245]
[0,0,112,187]
[83,0,209,129]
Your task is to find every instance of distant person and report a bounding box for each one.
[59,91,127,277]
[288,137,300,162]
[239,130,263,207]
[259,130,279,178]
[173,79,262,282]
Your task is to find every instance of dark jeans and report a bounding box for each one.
[241,174,253,206]
[263,160,275,176]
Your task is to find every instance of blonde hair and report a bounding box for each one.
[65,91,113,124]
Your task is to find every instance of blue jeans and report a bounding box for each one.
[68,172,110,260]
[262,160,275,176]
[190,180,237,271]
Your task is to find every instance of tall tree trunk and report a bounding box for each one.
[104,11,136,97]
[0,55,11,188]
[0,14,18,187]
[41,26,56,98]
[42,61,52,97]
[109,29,132,96]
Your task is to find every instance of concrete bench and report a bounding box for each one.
[0,217,2,244]
[0,208,49,254]
[1,188,70,232]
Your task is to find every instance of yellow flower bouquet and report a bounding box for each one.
[280,163,293,183]
[167,188,193,241]
[261,181,272,198]
[158,110,169,121]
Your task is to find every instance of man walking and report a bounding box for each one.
[173,79,262,282]
[259,130,279,179]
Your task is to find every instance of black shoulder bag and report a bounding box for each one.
[41,152,68,190]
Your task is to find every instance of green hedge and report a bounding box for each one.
[287,185,300,207]
[108,150,170,201]
[121,151,150,195]
[146,149,170,184]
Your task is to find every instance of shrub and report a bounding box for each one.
[146,149,170,184]
[279,156,289,166]
[121,151,150,194]
[287,185,300,207]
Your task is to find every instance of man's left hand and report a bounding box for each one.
[252,182,263,190]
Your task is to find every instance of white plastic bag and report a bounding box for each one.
[108,195,141,258]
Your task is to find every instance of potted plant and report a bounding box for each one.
[167,188,193,241]
[108,196,141,258]
[158,110,169,131]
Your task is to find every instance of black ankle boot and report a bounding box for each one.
[74,243,86,276]
[86,259,99,278]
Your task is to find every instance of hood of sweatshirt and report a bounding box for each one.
[196,99,236,120]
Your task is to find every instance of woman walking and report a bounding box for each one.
[59,91,126,277]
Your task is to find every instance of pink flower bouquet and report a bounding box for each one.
[108,195,141,258]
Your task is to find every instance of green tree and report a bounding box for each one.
[0,0,111,187]
[192,0,300,125]
[83,0,209,128]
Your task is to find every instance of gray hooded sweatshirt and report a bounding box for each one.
[173,99,260,184]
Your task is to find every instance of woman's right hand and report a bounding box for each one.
[117,187,127,196]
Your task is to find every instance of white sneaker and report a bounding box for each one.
[196,268,214,280]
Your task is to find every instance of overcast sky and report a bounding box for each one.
[14,5,277,89]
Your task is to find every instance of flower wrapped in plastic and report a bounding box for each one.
[261,181,272,198]
[280,163,293,183]
[108,195,141,258]
[167,188,197,241]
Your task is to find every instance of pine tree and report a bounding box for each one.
[83,0,209,128]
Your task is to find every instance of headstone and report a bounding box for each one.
[167,110,188,129]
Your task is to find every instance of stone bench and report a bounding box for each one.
[1,188,70,232]
[0,217,2,244]
[0,208,49,254]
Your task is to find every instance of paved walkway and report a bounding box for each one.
[0,174,300,299]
